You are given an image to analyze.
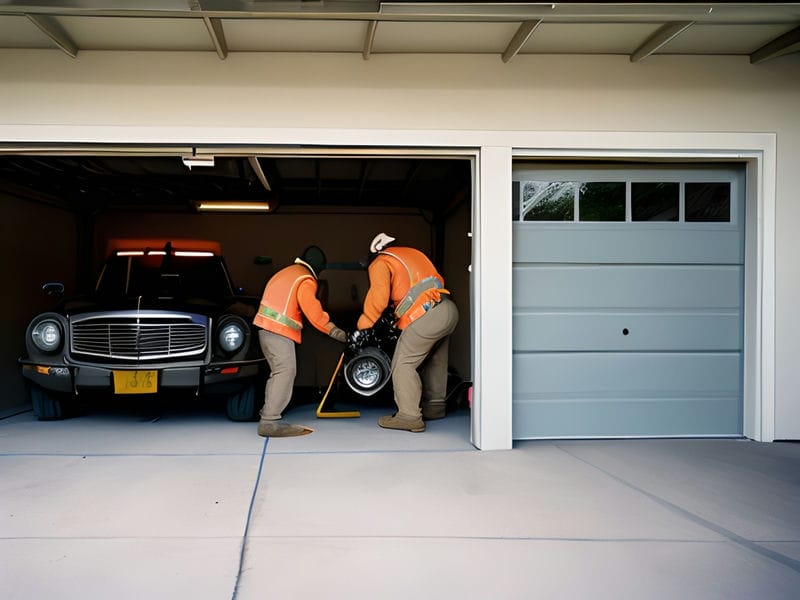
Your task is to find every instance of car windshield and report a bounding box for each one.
[96,254,233,299]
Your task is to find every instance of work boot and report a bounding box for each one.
[421,402,446,421]
[378,413,426,433]
[257,420,313,438]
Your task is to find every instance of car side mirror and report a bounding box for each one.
[42,282,65,296]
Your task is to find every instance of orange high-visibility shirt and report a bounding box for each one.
[357,246,446,331]
[254,264,335,344]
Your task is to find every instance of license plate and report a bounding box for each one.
[113,370,158,394]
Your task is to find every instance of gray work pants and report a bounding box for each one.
[390,296,459,418]
[258,329,297,421]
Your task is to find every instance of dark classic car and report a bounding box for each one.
[20,239,266,421]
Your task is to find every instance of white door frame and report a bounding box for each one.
[0,125,776,447]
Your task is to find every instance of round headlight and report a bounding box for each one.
[218,322,245,353]
[32,319,62,353]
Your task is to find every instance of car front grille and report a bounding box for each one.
[70,312,208,361]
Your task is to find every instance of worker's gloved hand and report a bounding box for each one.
[329,326,347,343]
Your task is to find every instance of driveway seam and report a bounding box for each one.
[231,436,268,600]
[553,443,800,574]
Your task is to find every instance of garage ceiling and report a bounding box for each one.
[0,1,797,64]
[0,154,472,215]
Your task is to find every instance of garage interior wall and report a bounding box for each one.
[0,193,77,414]
[92,208,472,389]
[1,51,799,439]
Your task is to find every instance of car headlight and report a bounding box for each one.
[32,319,62,353]
[218,321,245,353]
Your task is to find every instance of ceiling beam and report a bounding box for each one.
[362,20,378,60]
[630,21,694,63]
[750,24,800,65]
[25,14,78,58]
[501,20,541,64]
[6,2,794,25]
[247,157,272,193]
[189,1,228,59]
[203,16,228,59]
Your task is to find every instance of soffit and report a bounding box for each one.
[0,2,797,64]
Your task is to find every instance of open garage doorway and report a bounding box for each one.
[0,147,474,443]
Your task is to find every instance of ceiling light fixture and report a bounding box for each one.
[195,201,273,212]
[182,154,216,169]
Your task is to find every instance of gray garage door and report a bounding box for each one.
[512,164,745,439]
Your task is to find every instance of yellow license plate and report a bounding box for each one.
[113,370,158,394]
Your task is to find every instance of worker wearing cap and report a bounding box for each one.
[254,245,347,437]
[356,233,459,432]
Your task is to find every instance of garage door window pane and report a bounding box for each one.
[632,182,679,221]
[522,181,574,221]
[579,182,625,222]
[686,182,731,222]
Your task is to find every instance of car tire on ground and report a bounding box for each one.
[225,383,259,422]
[28,384,69,420]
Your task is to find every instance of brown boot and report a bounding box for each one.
[378,413,426,432]
[421,402,446,421]
[257,420,313,438]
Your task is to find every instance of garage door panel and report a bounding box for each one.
[513,225,743,265]
[513,352,742,396]
[513,311,742,352]
[513,265,742,310]
[512,396,742,438]
[512,352,742,437]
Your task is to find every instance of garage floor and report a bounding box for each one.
[1,402,799,600]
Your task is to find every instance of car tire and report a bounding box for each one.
[344,347,392,397]
[225,383,259,422]
[28,384,69,420]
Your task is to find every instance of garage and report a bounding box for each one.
[512,162,746,438]
[1,148,474,429]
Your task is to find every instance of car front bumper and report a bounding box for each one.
[20,358,264,395]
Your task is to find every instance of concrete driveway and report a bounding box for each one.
[1,401,799,599]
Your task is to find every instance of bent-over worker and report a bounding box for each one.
[254,245,347,437]
[356,233,458,433]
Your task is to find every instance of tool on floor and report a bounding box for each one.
[316,352,361,418]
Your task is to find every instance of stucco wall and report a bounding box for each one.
[1,50,798,437]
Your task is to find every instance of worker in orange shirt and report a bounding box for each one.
[356,233,459,432]
[253,246,347,437]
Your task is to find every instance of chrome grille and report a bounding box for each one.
[70,312,207,360]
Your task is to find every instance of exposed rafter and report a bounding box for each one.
[362,20,378,60]
[501,20,541,64]
[25,14,77,58]
[247,156,272,193]
[189,0,228,59]
[204,17,228,60]
[750,24,800,64]
[630,21,694,63]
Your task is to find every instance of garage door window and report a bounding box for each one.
[579,182,625,221]
[632,182,679,221]
[686,182,731,222]
[520,181,574,221]
[514,178,732,224]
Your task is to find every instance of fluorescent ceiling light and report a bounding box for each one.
[195,201,273,212]
[182,155,215,169]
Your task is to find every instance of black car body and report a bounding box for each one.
[20,239,266,421]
